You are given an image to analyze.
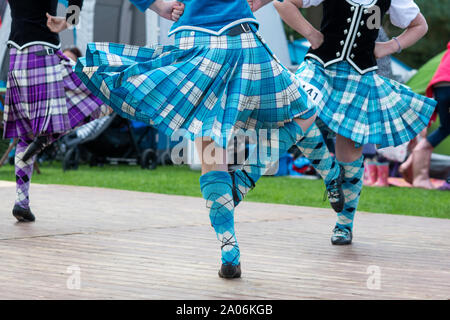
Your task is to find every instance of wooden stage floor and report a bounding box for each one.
[0,181,449,299]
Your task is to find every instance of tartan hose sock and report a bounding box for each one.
[295,123,344,212]
[14,139,36,210]
[232,122,343,212]
[232,121,305,205]
[294,123,340,185]
[336,156,365,231]
[200,171,240,266]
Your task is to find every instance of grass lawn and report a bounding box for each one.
[0,162,448,219]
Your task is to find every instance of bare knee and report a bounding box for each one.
[195,137,228,174]
[335,135,363,163]
[294,113,317,133]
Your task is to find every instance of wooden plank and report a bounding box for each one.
[0,181,449,299]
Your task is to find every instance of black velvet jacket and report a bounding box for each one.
[8,0,83,49]
[306,0,391,74]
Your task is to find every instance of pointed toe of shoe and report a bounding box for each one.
[12,205,36,222]
[218,263,241,279]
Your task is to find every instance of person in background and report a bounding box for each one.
[399,41,450,190]
[439,174,450,190]
[63,46,82,62]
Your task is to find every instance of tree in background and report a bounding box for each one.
[283,0,450,69]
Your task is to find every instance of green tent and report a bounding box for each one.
[406,50,445,95]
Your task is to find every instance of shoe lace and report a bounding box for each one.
[333,227,350,237]
[220,234,238,251]
[324,178,341,203]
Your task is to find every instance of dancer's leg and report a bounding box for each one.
[295,124,341,185]
[232,117,311,205]
[232,117,344,212]
[13,138,37,222]
[22,133,64,162]
[331,135,364,245]
[293,124,343,211]
[197,138,240,278]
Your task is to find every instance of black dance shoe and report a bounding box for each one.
[331,226,352,245]
[325,165,345,213]
[218,263,241,279]
[12,205,36,222]
[22,136,49,162]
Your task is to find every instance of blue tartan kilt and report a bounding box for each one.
[296,59,437,148]
[74,29,315,148]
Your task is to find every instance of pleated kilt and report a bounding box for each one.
[3,45,110,139]
[296,58,436,148]
[75,28,316,148]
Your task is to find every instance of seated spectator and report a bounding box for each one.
[63,46,82,62]
[400,41,450,189]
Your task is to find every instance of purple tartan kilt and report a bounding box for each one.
[3,45,110,139]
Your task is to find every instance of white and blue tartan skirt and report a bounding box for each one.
[75,29,315,148]
[296,59,437,148]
